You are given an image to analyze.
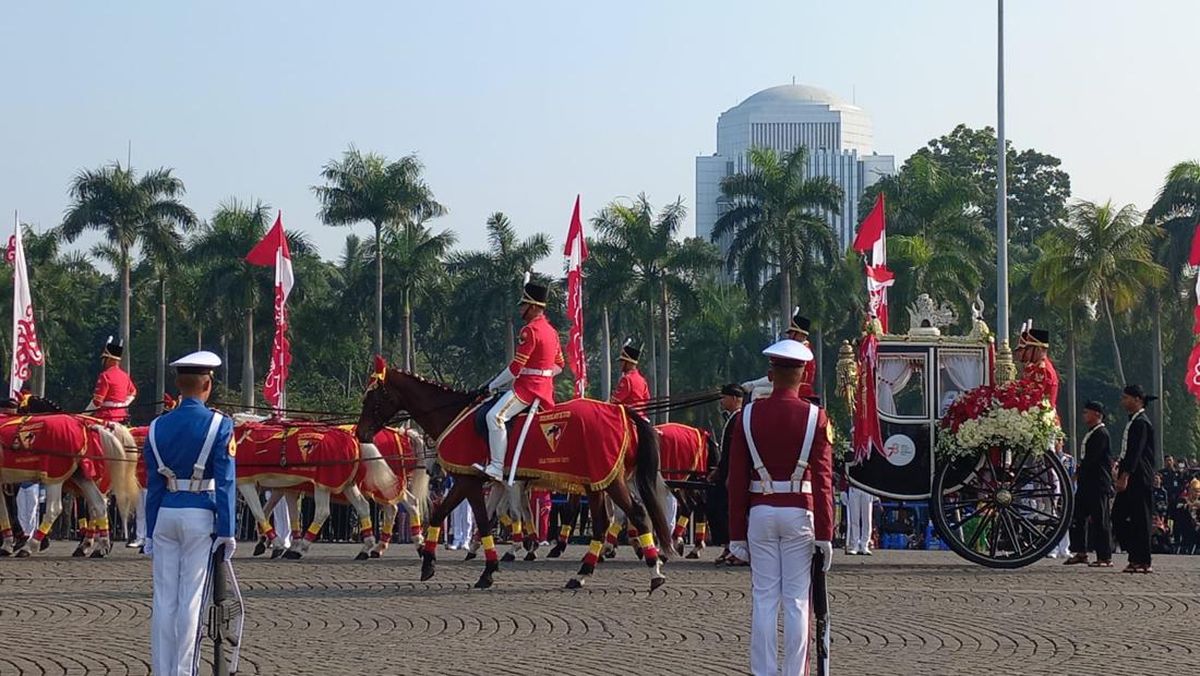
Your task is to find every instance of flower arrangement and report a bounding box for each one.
[936,381,1062,459]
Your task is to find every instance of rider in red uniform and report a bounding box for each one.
[475,276,565,482]
[89,337,137,424]
[610,340,650,409]
[742,310,816,399]
[1022,327,1060,411]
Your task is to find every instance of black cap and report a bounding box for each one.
[102,335,123,359]
[1122,384,1158,403]
[720,383,745,398]
[620,344,640,363]
[1084,400,1106,415]
[1027,328,1050,348]
[520,282,548,307]
[789,314,812,335]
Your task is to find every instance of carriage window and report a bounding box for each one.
[938,352,986,417]
[877,354,926,418]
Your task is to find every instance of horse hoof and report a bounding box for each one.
[39,539,51,552]
[270,548,285,560]
[282,550,302,560]
[634,549,644,561]
[72,547,86,558]
[501,552,516,563]
[565,578,583,589]
[464,551,477,561]
[253,541,267,557]
[15,549,31,558]
[547,545,564,559]
[369,550,381,559]
[649,577,666,593]
[420,564,436,582]
[354,551,370,561]
[473,575,494,589]
[0,549,10,558]
[89,549,105,559]
[603,550,615,560]
[524,551,537,562]
[685,552,699,560]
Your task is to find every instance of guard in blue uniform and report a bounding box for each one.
[144,350,236,676]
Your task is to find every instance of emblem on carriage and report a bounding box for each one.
[906,294,957,337]
[540,421,566,452]
[882,434,916,467]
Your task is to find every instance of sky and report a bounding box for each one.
[1,1,1196,272]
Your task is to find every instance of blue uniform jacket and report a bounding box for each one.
[145,397,237,538]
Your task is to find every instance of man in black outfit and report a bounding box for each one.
[1064,401,1114,566]
[1113,385,1157,573]
[706,383,744,564]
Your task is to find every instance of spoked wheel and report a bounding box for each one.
[931,448,1073,568]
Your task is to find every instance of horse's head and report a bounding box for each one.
[21,396,62,414]
[357,356,482,444]
[357,355,400,443]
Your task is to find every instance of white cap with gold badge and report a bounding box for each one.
[762,339,814,366]
[170,350,222,376]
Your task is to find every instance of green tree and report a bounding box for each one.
[60,162,196,373]
[371,220,456,370]
[313,147,445,359]
[713,146,843,330]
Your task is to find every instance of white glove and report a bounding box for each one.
[815,540,832,572]
[488,369,514,392]
[212,536,236,561]
[143,538,154,558]
[728,540,749,562]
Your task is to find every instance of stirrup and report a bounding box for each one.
[473,463,504,482]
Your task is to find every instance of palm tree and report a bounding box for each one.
[592,195,719,415]
[313,147,445,359]
[712,146,843,328]
[371,220,456,370]
[1033,200,1165,384]
[448,213,551,360]
[60,162,196,372]
[583,236,640,400]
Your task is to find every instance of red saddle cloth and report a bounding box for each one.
[0,414,109,490]
[438,398,635,492]
[334,425,416,504]
[235,421,359,491]
[655,423,709,481]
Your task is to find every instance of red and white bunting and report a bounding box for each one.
[246,212,294,410]
[1186,220,1200,402]
[855,193,892,333]
[7,220,43,397]
[564,196,588,398]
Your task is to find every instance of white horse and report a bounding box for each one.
[0,416,138,558]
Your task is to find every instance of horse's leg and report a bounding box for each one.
[239,484,276,557]
[71,490,94,557]
[549,493,579,558]
[519,482,539,561]
[341,485,377,561]
[608,477,665,592]
[286,488,330,559]
[0,486,15,556]
[372,502,398,558]
[671,489,693,557]
[687,489,707,559]
[17,483,63,557]
[420,477,469,582]
[467,479,500,589]
[253,489,284,556]
[77,480,112,558]
[565,490,610,589]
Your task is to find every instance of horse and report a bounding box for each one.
[460,480,544,563]
[0,402,138,558]
[229,416,399,560]
[355,357,673,591]
[548,422,719,560]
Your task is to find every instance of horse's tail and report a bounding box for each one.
[359,440,400,497]
[629,410,672,549]
[703,428,720,473]
[92,423,139,520]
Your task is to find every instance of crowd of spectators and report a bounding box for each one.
[1153,456,1200,555]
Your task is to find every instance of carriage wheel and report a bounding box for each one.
[930,448,1073,569]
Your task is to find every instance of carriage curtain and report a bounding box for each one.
[876,357,915,415]
[941,354,985,394]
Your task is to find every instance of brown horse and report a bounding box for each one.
[355,358,673,591]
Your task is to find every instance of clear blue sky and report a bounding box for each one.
[2,1,1196,270]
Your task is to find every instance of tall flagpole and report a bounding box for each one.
[994,0,1014,382]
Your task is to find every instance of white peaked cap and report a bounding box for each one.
[762,339,814,364]
[170,350,222,373]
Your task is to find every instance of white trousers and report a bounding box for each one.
[450,499,474,547]
[666,493,678,532]
[748,505,814,676]
[136,490,148,541]
[846,486,874,553]
[270,493,292,548]
[16,484,39,535]
[151,508,214,676]
[486,391,530,468]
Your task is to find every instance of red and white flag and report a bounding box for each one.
[854,193,892,332]
[7,220,43,397]
[1185,221,1200,402]
[564,196,588,398]
[246,212,294,411]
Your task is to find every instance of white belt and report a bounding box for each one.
[749,480,812,494]
[519,368,554,377]
[166,478,215,493]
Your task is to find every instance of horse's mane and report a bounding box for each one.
[21,396,63,414]
[393,370,474,398]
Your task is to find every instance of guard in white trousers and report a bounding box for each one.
[845,484,874,555]
[16,482,39,538]
[269,492,293,549]
[728,339,834,675]
[449,480,474,549]
[144,351,236,676]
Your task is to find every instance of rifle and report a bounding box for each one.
[206,544,245,675]
[811,549,830,676]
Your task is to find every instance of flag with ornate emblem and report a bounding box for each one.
[564,196,588,397]
[854,193,892,332]
[1186,220,1200,402]
[245,212,294,410]
[7,219,44,397]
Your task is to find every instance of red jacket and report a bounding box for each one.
[611,368,650,408]
[508,314,564,407]
[92,364,137,423]
[727,388,834,542]
[1024,357,1060,419]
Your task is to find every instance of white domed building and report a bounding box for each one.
[695,84,895,251]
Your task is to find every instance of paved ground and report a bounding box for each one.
[0,543,1197,675]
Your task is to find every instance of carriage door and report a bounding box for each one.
[848,345,933,500]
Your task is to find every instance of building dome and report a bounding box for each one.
[737,84,847,109]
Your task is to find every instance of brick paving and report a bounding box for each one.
[0,543,1196,675]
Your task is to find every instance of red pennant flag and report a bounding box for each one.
[1186,343,1200,402]
[564,196,588,398]
[852,193,885,254]
[246,213,294,410]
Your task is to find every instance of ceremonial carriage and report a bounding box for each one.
[836,295,1073,568]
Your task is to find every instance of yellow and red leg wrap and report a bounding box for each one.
[638,533,659,564]
[694,522,708,544]
[358,516,375,542]
[557,523,572,545]
[380,521,394,544]
[78,518,90,540]
[32,523,51,543]
[258,521,277,542]
[482,535,498,563]
[510,520,523,543]
[408,513,423,539]
[604,522,621,547]
[303,522,322,543]
[422,526,441,555]
[672,515,690,541]
[583,540,603,567]
[94,517,109,536]
[626,525,638,541]
[1,528,12,540]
